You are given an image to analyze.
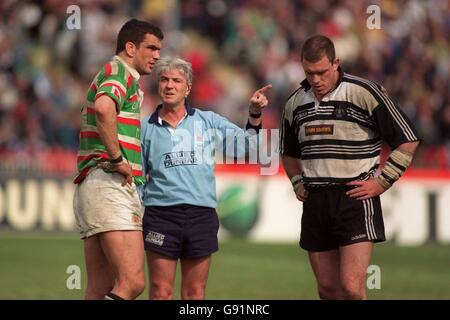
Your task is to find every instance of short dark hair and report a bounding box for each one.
[115,19,164,54]
[301,35,336,63]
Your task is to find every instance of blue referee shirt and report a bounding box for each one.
[140,104,261,208]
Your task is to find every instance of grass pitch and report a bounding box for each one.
[0,232,449,299]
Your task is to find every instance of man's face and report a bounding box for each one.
[158,69,191,108]
[132,34,162,75]
[302,55,339,99]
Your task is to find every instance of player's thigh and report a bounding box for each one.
[308,249,341,287]
[339,241,373,285]
[180,255,212,288]
[99,230,145,278]
[147,251,177,286]
[84,235,115,288]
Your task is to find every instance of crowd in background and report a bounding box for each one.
[1,0,449,174]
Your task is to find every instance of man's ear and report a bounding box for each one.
[124,41,136,57]
[186,84,192,97]
[333,58,340,70]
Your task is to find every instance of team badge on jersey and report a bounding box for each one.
[334,105,346,118]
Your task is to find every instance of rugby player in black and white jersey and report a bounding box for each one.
[280,35,420,300]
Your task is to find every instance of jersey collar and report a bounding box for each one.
[148,103,196,124]
[113,55,140,80]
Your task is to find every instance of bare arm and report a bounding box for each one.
[95,95,121,159]
[281,155,308,202]
[95,95,132,186]
[346,140,420,200]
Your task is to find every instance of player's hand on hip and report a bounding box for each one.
[346,179,386,200]
[294,183,309,202]
[98,160,133,186]
[249,84,272,113]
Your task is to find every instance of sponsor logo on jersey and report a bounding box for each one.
[305,124,334,136]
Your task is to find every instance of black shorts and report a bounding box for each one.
[143,204,220,259]
[300,186,386,252]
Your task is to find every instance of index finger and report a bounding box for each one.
[256,84,272,94]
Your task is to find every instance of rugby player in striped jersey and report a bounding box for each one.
[73,19,163,300]
[280,35,420,300]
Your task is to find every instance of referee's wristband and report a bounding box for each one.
[110,155,123,164]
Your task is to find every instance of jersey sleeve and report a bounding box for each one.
[95,65,128,112]
[370,83,421,149]
[279,106,302,158]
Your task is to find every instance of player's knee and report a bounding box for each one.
[119,274,145,299]
[150,282,173,300]
[181,285,205,300]
[341,281,366,300]
[317,278,342,300]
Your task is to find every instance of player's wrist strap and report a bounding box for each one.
[290,174,303,189]
[110,155,123,164]
[376,149,413,190]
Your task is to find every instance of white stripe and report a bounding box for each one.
[363,200,373,240]
[118,133,140,146]
[82,124,99,133]
[303,142,382,152]
[368,198,377,239]
[118,110,140,120]
[345,74,416,140]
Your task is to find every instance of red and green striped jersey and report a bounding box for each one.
[74,55,144,185]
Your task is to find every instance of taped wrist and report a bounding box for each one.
[376,149,413,190]
[290,174,303,191]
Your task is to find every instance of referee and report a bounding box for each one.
[280,35,420,299]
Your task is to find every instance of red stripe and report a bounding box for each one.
[86,107,95,114]
[119,140,141,152]
[127,75,134,88]
[117,117,140,126]
[74,166,91,184]
[104,63,112,77]
[129,95,138,102]
[101,84,126,99]
[90,83,97,92]
[94,92,120,108]
[132,169,142,176]
[80,131,100,139]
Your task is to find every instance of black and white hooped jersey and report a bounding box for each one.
[279,68,420,186]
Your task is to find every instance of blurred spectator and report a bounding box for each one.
[0,0,449,173]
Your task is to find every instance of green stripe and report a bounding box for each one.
[87,113,96,126]
[79,138,105,151]
[118,63,125,85]
[87,89,96,102]
[118,124,140,138]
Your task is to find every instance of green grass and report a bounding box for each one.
[0,232,449,299]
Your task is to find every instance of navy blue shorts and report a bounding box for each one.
[300,186,386,252]
[143,204,220,259]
